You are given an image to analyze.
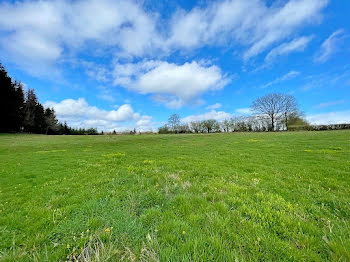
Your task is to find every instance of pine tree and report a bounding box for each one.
[23,89,38,132]
[11,81,25,132]
[0,64,25,132]
[44,108,58,134]
[0,63,16,132]
[34,103,46,133]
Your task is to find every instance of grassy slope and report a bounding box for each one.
[0,131,349,261]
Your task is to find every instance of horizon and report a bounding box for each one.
[1,0,349,132]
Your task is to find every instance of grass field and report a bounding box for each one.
[0,131,349,261]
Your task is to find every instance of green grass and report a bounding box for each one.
[0,131,350,261]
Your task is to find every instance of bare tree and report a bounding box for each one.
[229,117,238,132]
[168,114,180,132]
[189,121,201,133]
[251,93,286,131]
[282,94,298,131]
[221,119,231,132]
[178,124,190,133]
[201,119,218,133]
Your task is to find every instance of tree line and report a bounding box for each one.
[0,62,98,135]
[159,93,346,134]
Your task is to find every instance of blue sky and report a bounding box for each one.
[0,0,349,131]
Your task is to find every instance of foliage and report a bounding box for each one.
[0,131,349,261]
[0,65,25,132]
[0,62,98,135]
[158,125,170,134]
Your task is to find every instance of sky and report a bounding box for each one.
[0,0,349,132]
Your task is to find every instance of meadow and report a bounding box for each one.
[0,131,349,261]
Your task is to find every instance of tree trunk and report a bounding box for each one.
[271,116,274,131]
[285,112,288,131]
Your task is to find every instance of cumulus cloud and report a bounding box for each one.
[260,70,300,89]
[265,36,314,62]
[113,60,230,108]
[315,29,348,63]
[0,0,159,73]
[307,110,350,125]
[182,110,232,123]
[0,0,329,76]
[44,98,153,131]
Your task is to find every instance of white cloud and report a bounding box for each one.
[44,98,153,131]
[265,36,313,62]
[261,70,300,89]
[136,116,153,127]
[307,110,350,125]
[235,108,252,115]
[167,0,328,61]
[242,0,328,60]
[315,29,347,63]
[314,100,345,109]
[206,103,222,110]
[113,60,230,108]
[0,0,329,76]
[0,0,160,73]
[182,110,232,123]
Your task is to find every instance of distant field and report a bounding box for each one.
[0,131,349,261]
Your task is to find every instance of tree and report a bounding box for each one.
[34,103,46,133]
[0,64,25,132]
[64,122,70,135]
[23,89,38,132]
[287,113,310,131]
[251,93,286,131]
[12,82,25,132]
[178,124,190,133]
[221,119,231,132]
[0,63,13,132]
[158,125,170,134]
[229,117,238,132]
[44,108,58,134]
[168,114,180,132]
[282,95,298,131]
[201,119,218,133]
[189,121,201,133]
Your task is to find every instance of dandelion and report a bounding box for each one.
[105,228,110,233]
[182,230,186,235]
[66,244,70,249]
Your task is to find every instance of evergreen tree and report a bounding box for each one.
[0,63,24,132]
[12,82,25,132]
[63,122,70,135]
[23,89,38,132]
[34,103,46,133]
[44,108,58,134]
